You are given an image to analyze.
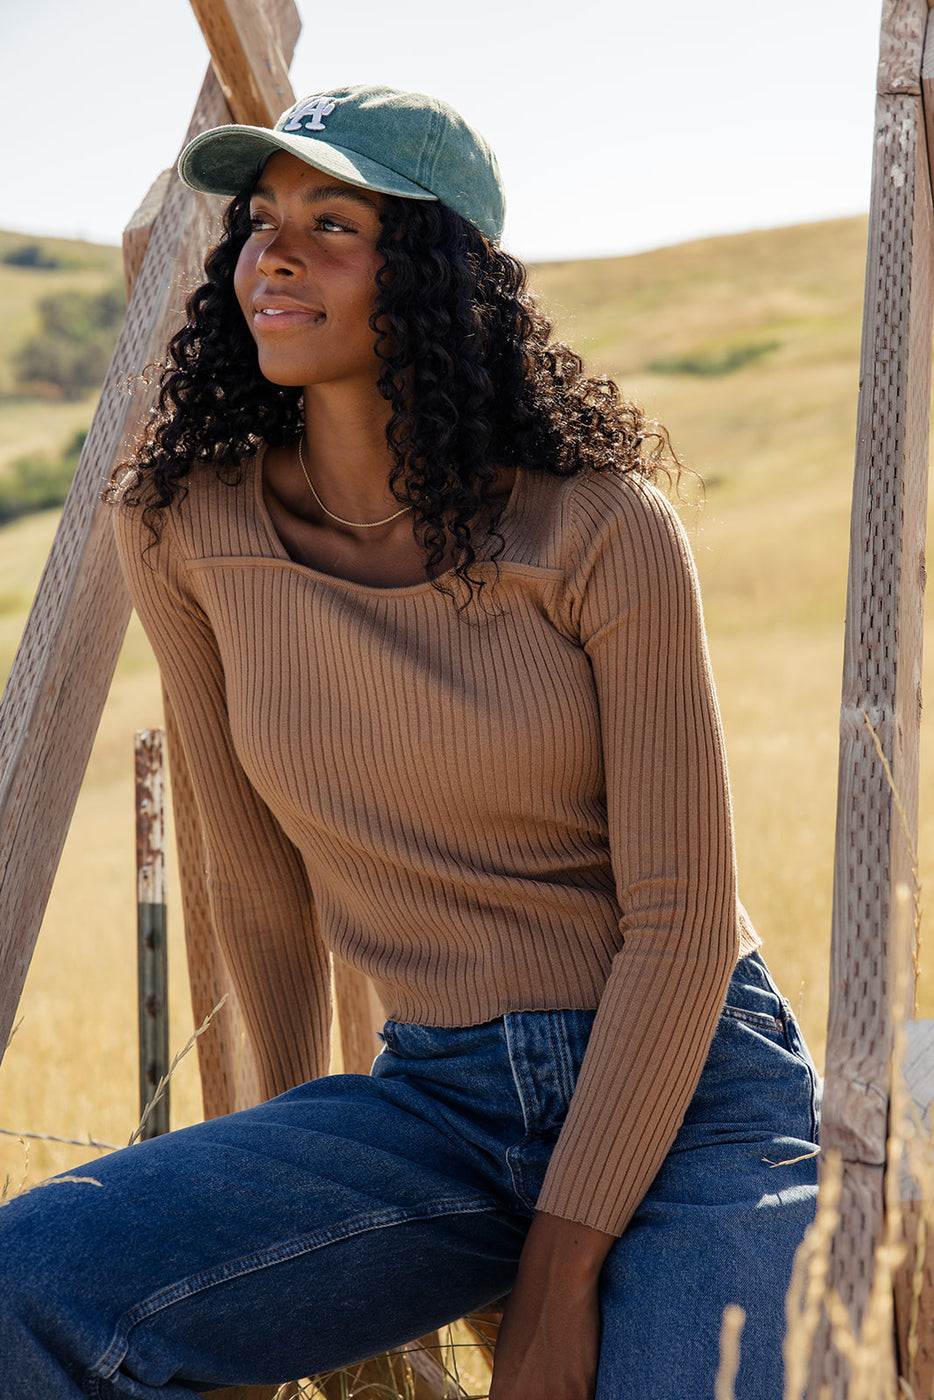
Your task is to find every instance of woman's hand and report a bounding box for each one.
[488,1211,615,1400]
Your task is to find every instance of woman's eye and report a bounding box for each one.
[316,215,353,234]
[249,214,275,232]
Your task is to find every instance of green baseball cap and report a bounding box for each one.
[178,84,505,242]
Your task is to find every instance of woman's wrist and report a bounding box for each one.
[520,1210,616,1285]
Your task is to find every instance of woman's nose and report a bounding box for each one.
[256,230,304,277]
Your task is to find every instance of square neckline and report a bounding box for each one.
[249,444,524,596]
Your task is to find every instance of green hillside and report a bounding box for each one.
[538,219,872,1045]
[4,213,920,1183]
[0,231,123,498]
[533,217,866,626]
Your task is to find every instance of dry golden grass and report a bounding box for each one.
[2,216,934,1396]
[0,598,202,1186]
[0,394,99,475]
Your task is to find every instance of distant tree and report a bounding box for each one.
[0,428,87,524]
[14,285,124,399]
[2,242,61,270]
[37,286,124,338]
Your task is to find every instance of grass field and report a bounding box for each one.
[2,214,932,1200]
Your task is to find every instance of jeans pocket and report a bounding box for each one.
[721,1002,785,1039]
[675,956,821,1153]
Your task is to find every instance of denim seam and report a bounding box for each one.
[87,1193,500,1382]
[503,1015,535,1134]
[778,1002,822,1144]
[796,1063,821,1143]
[504,1139,539,1212]
[548,1010,577,1108]
[502,1016,549,1211]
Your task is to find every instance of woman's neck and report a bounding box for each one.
[301,386,397,522]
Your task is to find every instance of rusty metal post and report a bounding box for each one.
[135,729,169,1138]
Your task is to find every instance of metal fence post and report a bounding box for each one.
[135,728,169,1138]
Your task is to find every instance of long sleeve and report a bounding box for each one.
[111,457,748,1231]
[112,500,332,1103]
[535,473,740,1235]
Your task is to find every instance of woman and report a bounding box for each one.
[0,85,820,1399]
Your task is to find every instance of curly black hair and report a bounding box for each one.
[116,186,675,591]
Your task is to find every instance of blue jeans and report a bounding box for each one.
[0,951,820,1398]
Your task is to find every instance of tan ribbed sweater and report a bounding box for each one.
[112,451,757,1237]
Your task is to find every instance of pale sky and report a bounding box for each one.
[3,0,882,263]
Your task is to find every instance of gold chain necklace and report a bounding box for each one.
[297,438,412,529]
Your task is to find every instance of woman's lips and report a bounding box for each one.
[252,301,324,330]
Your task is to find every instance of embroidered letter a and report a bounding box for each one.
[281,97,337,133]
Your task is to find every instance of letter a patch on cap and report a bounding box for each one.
[281,97,337,133]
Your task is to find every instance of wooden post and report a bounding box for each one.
[135,729,169,1139]
[813,0,934,1392]
[331,957,386,1075]
[187,0,293,126]
[0,0,302,1071]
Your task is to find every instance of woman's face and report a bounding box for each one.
[234,150,387,395]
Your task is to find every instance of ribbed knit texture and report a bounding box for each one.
[112,452,757,1237]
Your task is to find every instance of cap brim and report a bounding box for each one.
[178,125,438,203]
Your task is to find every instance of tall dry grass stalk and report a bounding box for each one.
[715,1305,746,1400]
[0,999,225,1205]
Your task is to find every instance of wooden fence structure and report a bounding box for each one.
[1,0,933,1395]
[0,0,382,1107]
[812,1,934,1392]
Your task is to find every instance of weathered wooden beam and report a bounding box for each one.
[331,958,385,1076]
[121,0,300,287]
[0,0,302,1071]
[894,29,934,1387]
[122,170,173,302]
[813,0,934,1391]
[189,0,293,126]
[0,70,226,1067]
[879,0,930,93]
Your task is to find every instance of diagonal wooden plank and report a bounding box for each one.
[878,0,930,94]
[190,0,294,126]
[0,82,223,1066]
[0,0,301,1069]
[331,956,387,1075]
[122,0,301,288]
